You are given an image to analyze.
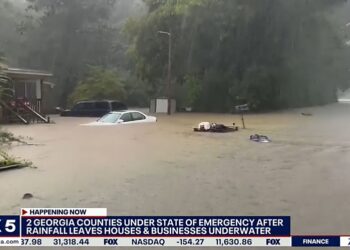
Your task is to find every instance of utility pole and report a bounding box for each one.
[158,30,172,115]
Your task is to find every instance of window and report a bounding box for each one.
[98,113,121,123]
[95,101,109,110]
[74,102,95,110]
[131,112,146,121]
[111,101,126,111]
[73,103,84,111]
[120,113,132,122]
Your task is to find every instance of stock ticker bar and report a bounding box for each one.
[0,208,347,247]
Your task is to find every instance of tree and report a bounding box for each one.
[0,52,5,64]
[0,0,26,66]
[19,0,117,105]
[126,0,349,111]
[0,0,348,111]
[17,0,144,107]
[68,66,126,106]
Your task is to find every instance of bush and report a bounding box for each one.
[68,66,126,106]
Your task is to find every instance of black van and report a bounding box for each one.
[60,100,127,117]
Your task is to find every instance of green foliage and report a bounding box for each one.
[0,130,32,169]
[127,0,349,111]
[0,0,349,111]
[0,151,20,167]
[15,0,143,106]
[68,66,126,106]
[239,66,285,111]
[179,74,201,108]
[123,76,149,107]
[0,0,27,65]
[0,150,32,169]
[0,70,14,102]
[0,131,25,144]
[0,52,5,63]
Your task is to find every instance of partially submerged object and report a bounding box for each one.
[22,193,34,199]
[194,122,239,133]
[301,112,313,116]
[0,163,25,171]
[235,104,249,129]
[82,110,157,126]
[250,134,271,143]
[60,100,127,117]
[0,151,30,171]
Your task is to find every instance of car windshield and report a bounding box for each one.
[98,113,121,123]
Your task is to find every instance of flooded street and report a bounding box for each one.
[1,103,350,238]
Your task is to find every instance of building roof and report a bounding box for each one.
[3,67,53,80]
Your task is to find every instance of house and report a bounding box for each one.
[0,66,55,124]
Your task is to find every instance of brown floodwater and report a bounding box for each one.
[1,103,350,249]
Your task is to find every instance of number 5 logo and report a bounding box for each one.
[5,220,16,233]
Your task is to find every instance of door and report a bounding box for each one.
[119,112,133,123]
[71,102,95,116]
[94,101,110,116]
[130,112,146,123]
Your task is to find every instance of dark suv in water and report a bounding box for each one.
[60,100,127,117]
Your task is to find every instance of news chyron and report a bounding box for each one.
[0,208,347,247]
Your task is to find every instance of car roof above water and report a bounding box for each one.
[109,110,142,114]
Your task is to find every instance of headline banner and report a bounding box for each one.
[21,216,290,237]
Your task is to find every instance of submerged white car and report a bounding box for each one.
[82,110,157,126]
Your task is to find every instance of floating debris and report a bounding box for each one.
[194,122,239,133]
[0,151,32,171]
[250,134,271,143]
[0,164,25,171]
[22,193,34,200]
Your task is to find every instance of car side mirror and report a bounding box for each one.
[118,119,124,123]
